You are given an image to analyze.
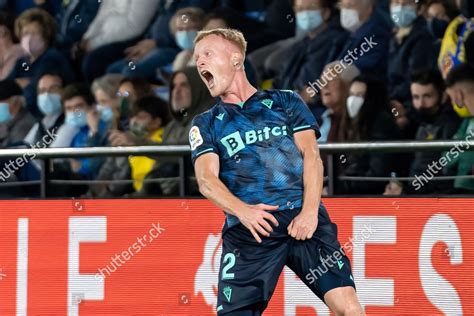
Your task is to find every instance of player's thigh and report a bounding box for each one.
[286,236,355,303]
[324,286,364,316]
[217,224,289,314]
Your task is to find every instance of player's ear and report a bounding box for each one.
[231,52,242,69]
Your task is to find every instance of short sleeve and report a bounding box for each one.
[280,90,321,138]
[189,114,219,165]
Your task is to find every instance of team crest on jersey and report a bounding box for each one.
[189,126,203,150]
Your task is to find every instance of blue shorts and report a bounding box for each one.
[216,204,355,315]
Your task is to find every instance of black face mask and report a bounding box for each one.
[417,106,439,121]
[461,0,474,19]
[428,18,449,39]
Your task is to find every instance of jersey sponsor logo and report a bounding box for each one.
[220,125,288,157]
[216,113,225,121]
[189,126,203,150]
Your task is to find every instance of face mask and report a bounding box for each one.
[340,8,362,32]
[0,102,12,123]
[391,5,417,28]
[427,18,449,39]
[37,93,62,116]
[346,95,364,118]
[21,33,46,57]
[175,30,198,50]
[65,110,88,128]
[296,10,323,32]
[97,104,114,122]
[417,106,439,120]
[129,121,148,138]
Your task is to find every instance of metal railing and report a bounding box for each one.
[0,141,472,197]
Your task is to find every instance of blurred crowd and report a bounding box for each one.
[0,0,473,197]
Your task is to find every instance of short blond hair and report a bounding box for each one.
[194,28,247,56]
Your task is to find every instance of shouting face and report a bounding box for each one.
[194,34,242,97]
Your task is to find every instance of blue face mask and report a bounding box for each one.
[37,93,62,116]
[175,30,198,50]
[0,102,12,123]
[391,5,417,28]
[296,10,323,32]
[97,104,114,122]
[65,110,88,128]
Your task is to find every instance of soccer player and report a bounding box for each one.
[189,28,363,315]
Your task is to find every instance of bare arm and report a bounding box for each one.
[195,152,279,243]
[288,129,323,240]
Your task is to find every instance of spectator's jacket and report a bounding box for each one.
[83,0,160,50]
[388,16,437,105]
[327,8,392,80]
[0,107,36,148]
[407,104,462,194]
[133,67,215,197]
[446,118,474,193]
[56,0,100,47]
[335,110,401,194]
[275,18,348,90]
[24,113,64,147]
[69,121,108,177]
[10,48,75,116]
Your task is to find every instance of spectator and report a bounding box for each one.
[79,0,160,82]
[10,8,74,115]
[0,79,36,147]
[50,83,107,196]
[24,72,65,147]
[438,0,474,118]
[133,67,215,197]
[444,62,474,193]
[251,0,344,87]
[317,61,359,143]
[89,95,170,198]
[171,7,205,72]
[0,12,24,80]
[91,74,124,130]
[385,69,462,195]
[273,0,348,91]
[325,0,392,80]
[335,75,401,194]
[426,0,459,40]
[388,0,437,109]
[55,0,100,50]
[118,77,154,109]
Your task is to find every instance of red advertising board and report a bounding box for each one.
[0,198,473,315]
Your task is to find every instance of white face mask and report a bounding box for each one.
[340,8,362,32]
[346,95,365,118]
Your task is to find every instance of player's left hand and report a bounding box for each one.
[288,209,318,240]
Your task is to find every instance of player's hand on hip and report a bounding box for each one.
[288,209,318,240]
[237,203,279,244]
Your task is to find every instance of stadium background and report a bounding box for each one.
[0,0,473,315]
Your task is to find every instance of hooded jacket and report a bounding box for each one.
[132,66,215,197]
[161,67,216,145]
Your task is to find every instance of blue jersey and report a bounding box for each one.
[189,90,320,227]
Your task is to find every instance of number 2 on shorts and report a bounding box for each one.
[221,253,235,280]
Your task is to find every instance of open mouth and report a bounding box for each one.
[201,70,215,89]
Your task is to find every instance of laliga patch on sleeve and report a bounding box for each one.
[189,126,204,150]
